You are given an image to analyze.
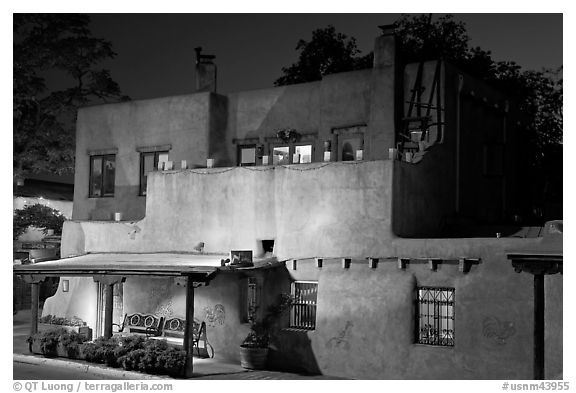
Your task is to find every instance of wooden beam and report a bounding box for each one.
[534,273,545,380]
[368,258,379,269]
[183,276,196,378]
[30,282,40,338]
[103,283,114,339]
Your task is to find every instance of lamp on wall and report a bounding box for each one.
[62,279,69,292]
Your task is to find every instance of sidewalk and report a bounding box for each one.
[14,309,341,380]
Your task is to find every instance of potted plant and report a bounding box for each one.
[240,293,292,370]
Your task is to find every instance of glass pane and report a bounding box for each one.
[103,156,115,196]
[273,146,289,165]
[90,157,102,197]
[295,145,312,163]
[241,147,256,165]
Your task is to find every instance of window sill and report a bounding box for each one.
[413,343,454,349]
[281,327,315,333]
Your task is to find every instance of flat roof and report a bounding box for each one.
[13,252,284,280]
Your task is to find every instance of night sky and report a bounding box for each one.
[85,13,563,101]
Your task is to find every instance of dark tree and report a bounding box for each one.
[14,14,129,179]
[274,25,373,86]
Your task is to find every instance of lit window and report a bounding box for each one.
[272,146,290,165]
[140,151,169,195]
[417,286,455,347]
[272,144,313,165]
[295,145,312,163]
[290,281,318,330]
[89,155,115,198]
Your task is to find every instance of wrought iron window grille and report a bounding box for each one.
[417,286,455,347]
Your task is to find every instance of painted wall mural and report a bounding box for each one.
[204,304,225,327]
[327,321,353,350]
[482,316,516,345]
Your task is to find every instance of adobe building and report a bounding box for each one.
[15,25,562,379]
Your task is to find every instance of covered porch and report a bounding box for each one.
[13,252,232,377]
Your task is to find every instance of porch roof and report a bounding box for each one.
[13,252,286,281]
[12,252,229,281]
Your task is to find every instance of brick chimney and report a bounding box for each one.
[373,24,397,68]
[195,47,217,93]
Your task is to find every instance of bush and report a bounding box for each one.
[28,328,88,358]
[13,203,66,240]
[84,336,186,377]
[82,336,120,367]
[39,314,87,327]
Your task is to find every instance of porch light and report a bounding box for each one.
[62,280,69,292]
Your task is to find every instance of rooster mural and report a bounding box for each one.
[482,316,516,345]
[204,304,225,327]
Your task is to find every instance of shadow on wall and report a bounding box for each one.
[268,331,321,375]
[264,265,322,375]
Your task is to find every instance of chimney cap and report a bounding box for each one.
[378,23,397,36]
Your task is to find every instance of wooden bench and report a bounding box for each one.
[113,313,163,337]
[150,317,213,358]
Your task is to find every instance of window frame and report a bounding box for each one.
[269,142,314,165]
[331,124,366,162]
[290,281,318,330]
[139,150,169,196]
[237,143,259,167]
[89,154,116,198]
[416,286,455,347]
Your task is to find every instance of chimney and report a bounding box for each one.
[194,47,217,93]
[373,23,397,68]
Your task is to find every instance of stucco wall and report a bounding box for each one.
[73,93,215,222]
[276,237,556,379]
[42,277,98,329]
[62,161,395,260]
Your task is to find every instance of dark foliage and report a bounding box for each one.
[274,25,373,86]
[13,14,129,179]
[242,293,293,348]
[28,328,88,359]
[13,203,66,239]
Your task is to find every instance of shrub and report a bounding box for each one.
[39,314,87,327]
[28,328,88,358]
[82,336,120,367]
[13,203,66,239]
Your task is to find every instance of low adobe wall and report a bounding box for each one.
[61,160,395,260]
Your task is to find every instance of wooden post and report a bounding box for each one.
[22,275,46,338]
[103,283,114,339]
[30,282,40,337]
[93,276,125,339]
[534,273,545,380]
[183,276,196,378]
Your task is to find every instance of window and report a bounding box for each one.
[332,124,366,161]
[238,144,257,166]
[417,286,455,347]
[271,144,313,165]
[140,151,169,195]
[290,281,318,330]
[89,155,115,197]
[247,277,258,317]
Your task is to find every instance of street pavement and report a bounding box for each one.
[13,309,343,380]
